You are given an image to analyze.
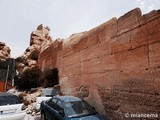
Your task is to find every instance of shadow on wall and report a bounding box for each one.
[43,68,59,87]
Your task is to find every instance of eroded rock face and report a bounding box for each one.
[30,24,52,51]
[0,42,10,61]
[38,8,160,119]
[16,24,53,73]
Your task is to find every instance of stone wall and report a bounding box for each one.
[38,8,160,119]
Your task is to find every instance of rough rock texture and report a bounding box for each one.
[38,8,160,119]
[16,24,53,73]
[0,42,10,61]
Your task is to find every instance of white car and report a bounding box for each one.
[0,92,27,120]
[35,88,59,111]
[35,96,51,111]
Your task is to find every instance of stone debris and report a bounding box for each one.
[7,87,43,116]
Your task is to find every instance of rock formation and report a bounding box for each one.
[38,8,160,119]
[0,42,10,61]
[16,24,53,73]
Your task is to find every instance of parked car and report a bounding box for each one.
[35,88,59,111]
[0,92,27,120]
[41,96,108,120]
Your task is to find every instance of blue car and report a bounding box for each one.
[41,96,107,120]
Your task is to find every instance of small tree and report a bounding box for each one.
[15,67,42,90]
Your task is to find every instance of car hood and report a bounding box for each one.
[65,114,107,120]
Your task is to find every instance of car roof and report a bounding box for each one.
[54,96,81,102]
[0,92,15,97]
[0,92,21,105]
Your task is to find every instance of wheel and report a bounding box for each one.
[41,112,46,120]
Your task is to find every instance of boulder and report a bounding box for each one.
[16,24,53,73]
[0,42,10,61]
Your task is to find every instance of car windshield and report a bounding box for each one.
[64,101,97,118]
[0,95,21,106]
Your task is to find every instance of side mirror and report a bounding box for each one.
[59,110,65,117]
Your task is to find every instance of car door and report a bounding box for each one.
[53,100,64,120]
[45,98,58,120]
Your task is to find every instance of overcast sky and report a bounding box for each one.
[0,0,159,58]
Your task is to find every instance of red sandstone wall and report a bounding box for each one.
[38,8,160,119]
[38,40,62,71]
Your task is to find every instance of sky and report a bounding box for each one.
[0,0,159,58]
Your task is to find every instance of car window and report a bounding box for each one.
[51,99,57,104]
[47,98,64,112]
[64,101,97,118]
[48,98,57,109]
[41,89,59,96]
[0,95,21,106]
[56,100,63,110]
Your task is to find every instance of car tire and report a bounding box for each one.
[41,112,46,120]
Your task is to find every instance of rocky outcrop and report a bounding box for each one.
[0,42,10,61]
[38,8,160,119]
[16,24,53,73]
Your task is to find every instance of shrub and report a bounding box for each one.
[14,67,59,90]
[14,67,42,90]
